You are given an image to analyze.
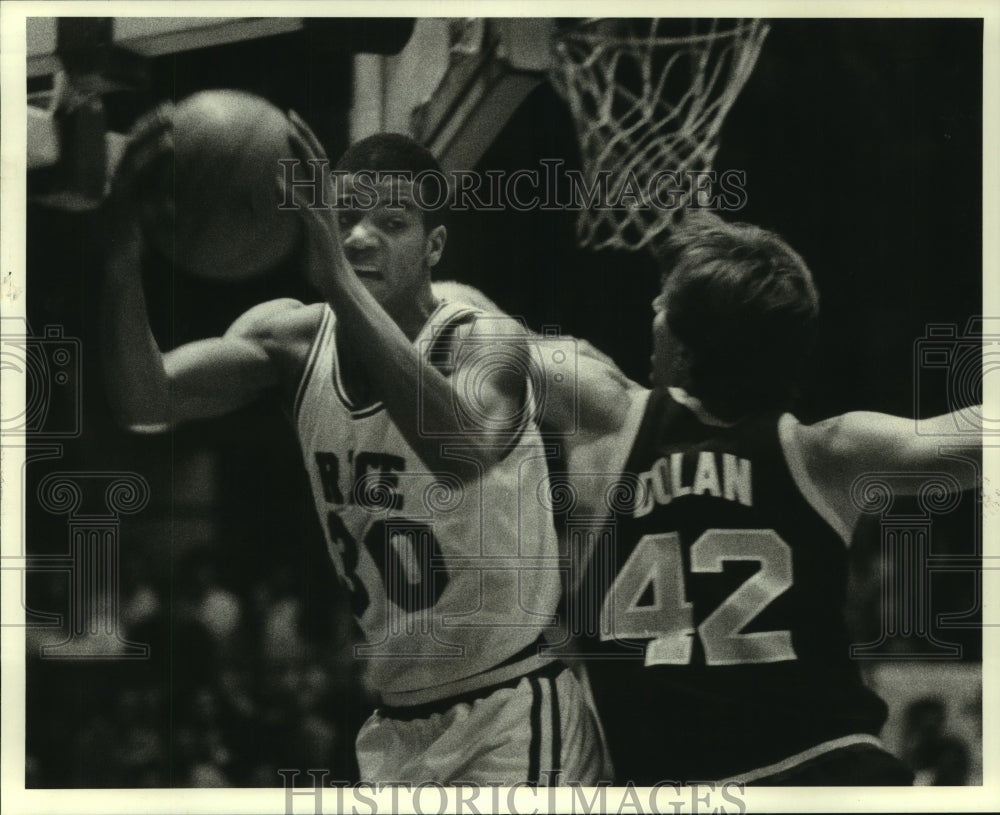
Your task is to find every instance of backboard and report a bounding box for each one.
[350,19,556,172]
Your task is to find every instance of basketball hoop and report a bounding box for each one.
[549,18,769,252]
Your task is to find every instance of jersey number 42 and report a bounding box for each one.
[600,529,798,667]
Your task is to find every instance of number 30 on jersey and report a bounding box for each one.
[600,529,798,667]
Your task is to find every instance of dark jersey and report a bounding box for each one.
[579,389,888,784]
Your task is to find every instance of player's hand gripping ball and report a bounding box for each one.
[139,90,300,281]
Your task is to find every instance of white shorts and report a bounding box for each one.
[355,662,612,785]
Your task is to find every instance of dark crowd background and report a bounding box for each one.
[22,18,983,787]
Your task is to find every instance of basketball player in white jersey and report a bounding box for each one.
[103,107,608,785]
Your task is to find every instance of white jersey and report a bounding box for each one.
[295,301,562,705]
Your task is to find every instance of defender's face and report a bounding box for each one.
[337,176,444,314]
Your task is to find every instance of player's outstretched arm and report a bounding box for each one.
[794,407,982,538]
[430,279,651,484]
[430,280,646,442]
[102,109,301,432]
[545,339,648,437]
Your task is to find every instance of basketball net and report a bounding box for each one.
[550,19,769,252]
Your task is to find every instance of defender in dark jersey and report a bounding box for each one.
[547,212,981,785]
[582,391,905,784]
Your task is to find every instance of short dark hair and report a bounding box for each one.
[334,132,448,229]
[655,212,819,419]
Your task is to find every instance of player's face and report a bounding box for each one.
[337,176,445,315]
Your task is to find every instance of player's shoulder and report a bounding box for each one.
[450,309,527,340]
[441,308,531,366]
[225,299,325,344]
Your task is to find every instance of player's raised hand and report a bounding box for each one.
[106,103,175,266]
[116,103,174,180]
[285,109,349,299]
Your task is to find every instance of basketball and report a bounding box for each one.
[141,90,301,281]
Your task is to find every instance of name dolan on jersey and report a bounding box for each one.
[632,451,753,517]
